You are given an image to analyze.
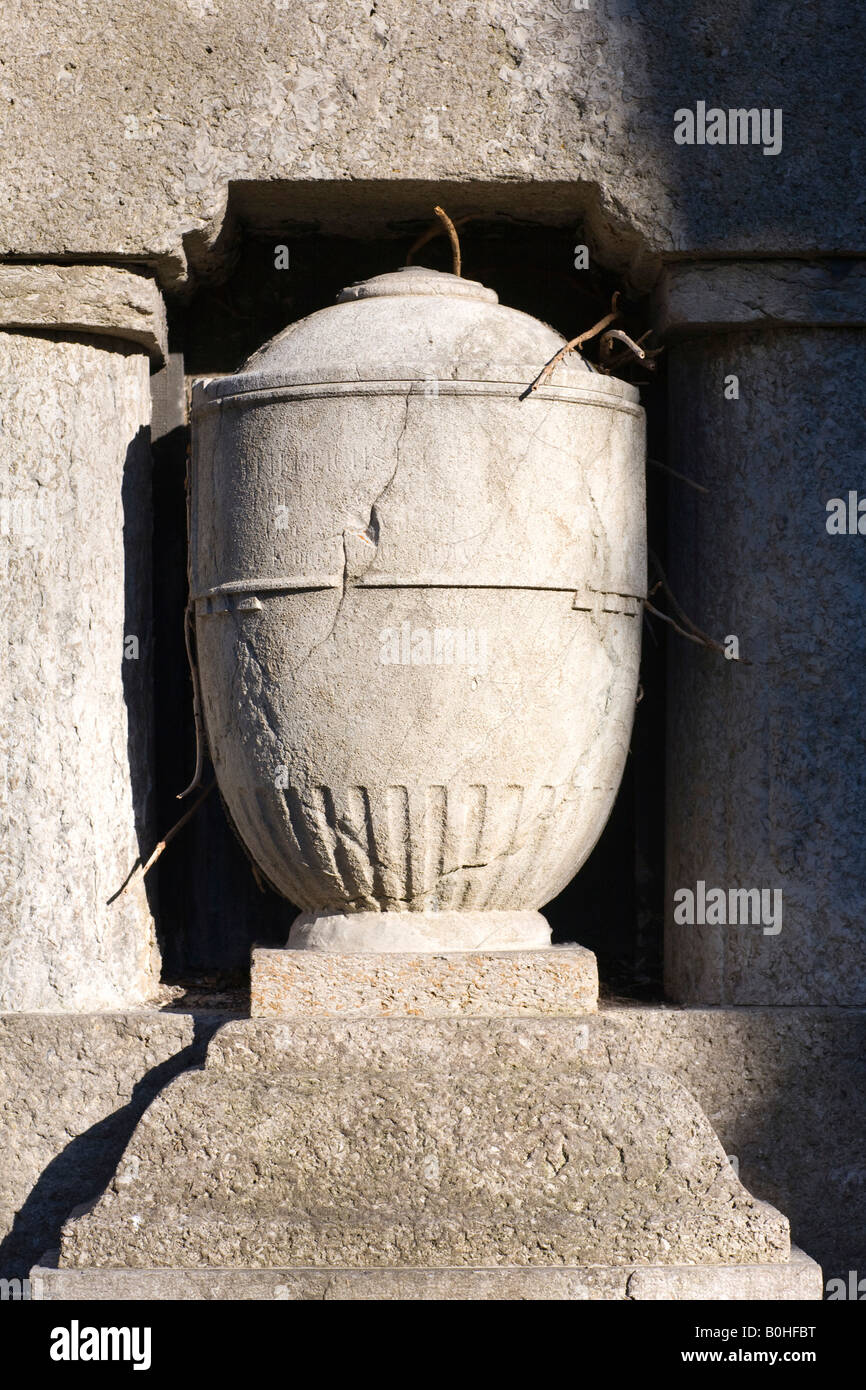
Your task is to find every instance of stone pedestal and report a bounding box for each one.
[42,1004,820,1299]
[251,944,598,1017]
[655,260,866,1006]
[0,266,166,1009]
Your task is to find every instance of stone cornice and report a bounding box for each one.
[0,265,167,363]
[653,259,866,338]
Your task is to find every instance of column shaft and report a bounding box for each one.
[0,267,166,1009]
[657,261,866,1004]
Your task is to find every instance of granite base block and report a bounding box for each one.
[251,945,599,1017]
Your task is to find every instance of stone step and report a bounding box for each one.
[35,1249,823,1302]
[57,1018,792,1272]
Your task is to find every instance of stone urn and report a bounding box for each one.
[190,266,645,952]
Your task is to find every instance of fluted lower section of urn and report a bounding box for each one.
[221,780,618,914]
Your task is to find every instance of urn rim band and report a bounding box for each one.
[190,375,642,414]
[192,580,646,610]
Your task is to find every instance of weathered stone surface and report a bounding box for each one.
[662,326,866,1004]
[0,330,159,1010]
[589,1004,866,1287]
[0,266,167,362]
[5,1006,862,1284]
[59,1017,790,1270]
[624,1247,822,1302]
[34,1247,822,1301]
[0,1012,223,1279]
[251,944,598,1017]
[1,4,862,284]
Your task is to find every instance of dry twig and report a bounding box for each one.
[601,328,646,361]
[643,598,728,653]
[107,782,216,904]
[432,205,461,276]
[599,329,664,374]
[177,602,207,798]
[647,457,709,494]
[644,550,750,664]
[522,292,621,398]
[406,212,474,267]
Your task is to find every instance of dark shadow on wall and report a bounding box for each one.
[0,1017,226,1281]
[696,1018,866,1289]
[121,419,159,929]
[605,0,865,254]
[547,350,668,998]
[589,0,864,1285]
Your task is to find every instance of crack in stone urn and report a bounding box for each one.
[190,265,646,954]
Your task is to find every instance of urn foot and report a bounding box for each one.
[288,908,551,952]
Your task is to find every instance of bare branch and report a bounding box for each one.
[522,292,621,398]
[599,329,664,374]
[648,458,710,494]
[433,205,462,277]
[406,213,473,266]
[643,599,729,656]
[600,328,646,361]
[177,601,206,798]
[108,782,216,904]
[645,550,750,664]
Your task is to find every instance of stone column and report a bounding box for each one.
[0,266,166,1009]
[655,260,866,1005]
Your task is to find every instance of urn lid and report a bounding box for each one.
[335,265,498,304]
[194,266,639,406]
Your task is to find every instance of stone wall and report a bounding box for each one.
[2,2,863,284]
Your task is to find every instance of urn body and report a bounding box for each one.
[190,268,645,949]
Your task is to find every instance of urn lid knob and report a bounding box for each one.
[337,266,498,305]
